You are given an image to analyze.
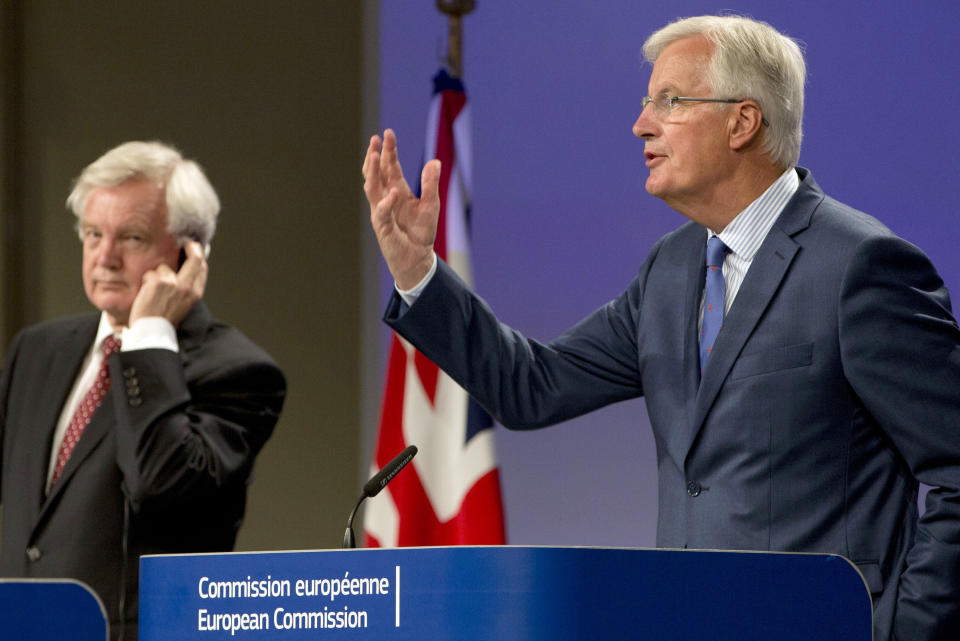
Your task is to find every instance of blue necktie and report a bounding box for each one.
[700,236,728,370]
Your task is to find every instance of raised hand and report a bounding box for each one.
[129,239,208,328]
[363,129,441,290]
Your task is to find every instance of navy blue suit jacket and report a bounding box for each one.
[386,169,960,640]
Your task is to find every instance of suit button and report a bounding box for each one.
[686,481,702,497]
[123,367,137,378]
[129,396,143,407]
[26,546,42,562]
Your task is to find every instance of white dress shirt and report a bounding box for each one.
[45,314,178,487]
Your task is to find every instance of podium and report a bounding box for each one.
[139,546,872,640]
[0,579,108,640]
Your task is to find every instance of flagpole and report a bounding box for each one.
[366,0,505,549]
[436,0,475,79]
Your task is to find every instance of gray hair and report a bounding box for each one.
[67,141,219,247]
[643,15,806,169]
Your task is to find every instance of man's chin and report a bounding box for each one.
[644,177,666,199]
[89,296,132,328]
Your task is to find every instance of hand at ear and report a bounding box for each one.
[129,240,207,328]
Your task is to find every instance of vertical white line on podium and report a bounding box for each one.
[395,565,401,627]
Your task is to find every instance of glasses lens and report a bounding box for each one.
[642,96,668,118]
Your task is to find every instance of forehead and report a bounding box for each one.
[82,179,167,228]
[648,35,714,94]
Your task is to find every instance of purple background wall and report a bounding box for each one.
[376,2,960,546]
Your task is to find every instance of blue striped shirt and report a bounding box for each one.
[702,167,800,322]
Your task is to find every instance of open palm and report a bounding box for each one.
[363,129,441,290]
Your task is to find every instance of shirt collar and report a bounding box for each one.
[94,313,121,353]
[712,167,800,261]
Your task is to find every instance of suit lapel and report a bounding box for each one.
[681,228,707,429]
[683,169,823,459]
[42,386,117,511]
[28,316,99,516]
[686,230,800,450]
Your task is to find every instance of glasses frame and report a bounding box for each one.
[641,95,770,127]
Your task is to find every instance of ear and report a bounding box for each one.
[728,100,765,152]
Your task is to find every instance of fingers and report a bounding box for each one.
[364,129,413,229]
[363,134,381,176]
[176,240,202,278]
[380,128,397,166]
[129,240,207,328]
[365,129,438,246]
[176,240,208,298]
[363,129,413,193]
[371,187,400,231]
[378,129,409,193]
[420,159,442,209]
[362,134,382,197]
[379,129,396,182]
[183,238,205,261]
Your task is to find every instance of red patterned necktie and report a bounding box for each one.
[49,335,121,489]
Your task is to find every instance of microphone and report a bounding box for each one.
[343,445,418,548]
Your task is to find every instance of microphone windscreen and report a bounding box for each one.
[363,445,418,497]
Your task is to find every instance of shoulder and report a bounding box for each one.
[793,183,943,294]
[179,304,285,386]
[5,312,97,355]
[805,194,938,289]
[815,196,895,241]
[199,319,280,368]
[634,220,703,286]
[17,312,96,338]
[642,220,703,266]
[790,167,898,247]
[796,183,951,312]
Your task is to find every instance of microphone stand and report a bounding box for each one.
[342,445,418,548]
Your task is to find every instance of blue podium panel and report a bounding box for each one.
[0,579,108,641]
[140,546,872,641]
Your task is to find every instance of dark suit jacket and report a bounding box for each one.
[0,302,285,641]
[386,169,960,641]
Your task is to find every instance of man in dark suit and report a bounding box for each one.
[363,15,960,641]
[0,141,286,640]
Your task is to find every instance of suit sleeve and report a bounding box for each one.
[107,329,286,518]
[386,257,645,429]
[839,234,960,639]
[0,330,32,505]
[0,332,22,503]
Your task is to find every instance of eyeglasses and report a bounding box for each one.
[641,95,769,127]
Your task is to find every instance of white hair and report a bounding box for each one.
[643,15,806,169]
[67,141,219,246]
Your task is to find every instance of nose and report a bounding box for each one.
[94,236,122,269]
[633,105,658,139]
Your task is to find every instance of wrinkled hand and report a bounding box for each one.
[363,129,441,290]
[129,240,208,327]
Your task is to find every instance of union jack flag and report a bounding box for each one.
[364,69,506,546]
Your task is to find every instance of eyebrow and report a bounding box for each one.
[79,220,152,236]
